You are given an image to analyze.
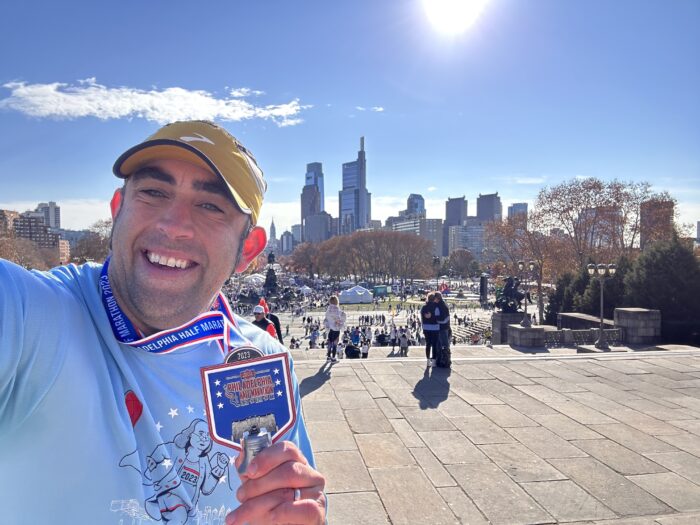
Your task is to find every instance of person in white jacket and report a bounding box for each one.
[324,295,347,362]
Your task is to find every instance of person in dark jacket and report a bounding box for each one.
[252,305,278,339]
[420,292,439,367]
[259,298,283,344]
[433,292,451,368]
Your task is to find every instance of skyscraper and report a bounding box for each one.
[37,201,60,229]
[404,194,426,217]
[477,193,502,222]
[443,196,467,256]
[339,137,371,234]
[304,163,324,212]
[300,185,321,233]
[301,162,325,242]
[507,202,528,219]
[269,218,276,241]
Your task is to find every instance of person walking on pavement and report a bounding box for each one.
[389,324,398,352]
[324,295,346,362]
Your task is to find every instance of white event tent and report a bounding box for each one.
[339,285,373,304]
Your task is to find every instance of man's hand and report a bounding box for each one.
[225,440,326,525]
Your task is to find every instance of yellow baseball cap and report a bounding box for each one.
[113,120,266,225]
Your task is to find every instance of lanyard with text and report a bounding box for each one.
[99,257,252,357]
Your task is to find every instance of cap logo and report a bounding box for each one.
[180,133,215,145]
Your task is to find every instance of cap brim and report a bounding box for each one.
[113,140,253,219]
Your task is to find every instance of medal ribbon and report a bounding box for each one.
[99,256,252,356]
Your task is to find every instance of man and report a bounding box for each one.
[0,120,325,524]
[259,297,283,344]
[252,304,279,339]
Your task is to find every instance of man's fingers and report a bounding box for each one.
[226,487,326,525]
[238,440,308,480]
[237,460,324,502]
[268,496,326,525]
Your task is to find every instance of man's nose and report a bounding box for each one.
[156,200,196,239]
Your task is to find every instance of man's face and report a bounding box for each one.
[254,312,265,322]
[109,158,252,334]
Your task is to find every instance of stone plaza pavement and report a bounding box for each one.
[291,344,700,524]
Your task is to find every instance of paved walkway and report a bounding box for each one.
[293,345,700,524]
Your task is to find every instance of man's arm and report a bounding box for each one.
[0,260,71,430]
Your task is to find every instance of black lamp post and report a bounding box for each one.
[587,263,617,350]
[518,260,536,327]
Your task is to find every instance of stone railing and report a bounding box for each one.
[543,327,624,348]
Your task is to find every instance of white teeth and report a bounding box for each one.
[146,252,190,269]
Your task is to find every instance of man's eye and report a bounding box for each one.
[141,189,166,198]
[200,203,224,213]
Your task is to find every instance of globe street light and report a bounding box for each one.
[587,263,617,350]
[518,260,536,328]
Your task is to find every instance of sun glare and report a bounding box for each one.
[422,0,491,35]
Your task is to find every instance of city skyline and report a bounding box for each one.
[1,1,698,236]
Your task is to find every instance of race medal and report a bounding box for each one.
[225,345,264,364]
[201,353,297,452]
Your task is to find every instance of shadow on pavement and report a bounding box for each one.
[299,360,335,398]
[412,365,451,409]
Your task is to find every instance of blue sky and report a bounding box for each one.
[1,0,698,235]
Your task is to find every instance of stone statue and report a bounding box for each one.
[495,276,531,313]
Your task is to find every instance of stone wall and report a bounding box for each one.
[492,312,525,344]
[508,325,546,347]
[614,308,661,345]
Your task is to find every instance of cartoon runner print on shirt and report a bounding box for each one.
[120,419,230,524]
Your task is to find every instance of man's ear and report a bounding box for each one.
[110,188,123,219]
[235,226,267,273]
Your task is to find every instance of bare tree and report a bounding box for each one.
[289,242,319,279]
[72,219,112,263]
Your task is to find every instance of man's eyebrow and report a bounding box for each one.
[131,166,235,204]
[192,179,235,204]
[131,167,175,185]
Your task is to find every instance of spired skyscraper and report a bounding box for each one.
[339,137,371,235]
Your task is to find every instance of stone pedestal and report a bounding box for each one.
[508,325,546,347]
[492,312,525,344]
[614,308,661,344]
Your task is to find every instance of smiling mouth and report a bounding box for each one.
[145,250,195,270]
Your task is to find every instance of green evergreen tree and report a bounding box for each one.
[544,268,592,325]
[624,238,700,343]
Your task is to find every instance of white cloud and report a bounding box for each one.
[371,106,385,112]
[0,199,111,230]
[0,79,309,127]
[427,186,437,192]
[228,87,265,97]
[514,176,546,185]
[355,106,366,111]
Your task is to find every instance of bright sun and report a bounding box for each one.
[422,0,492,35]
